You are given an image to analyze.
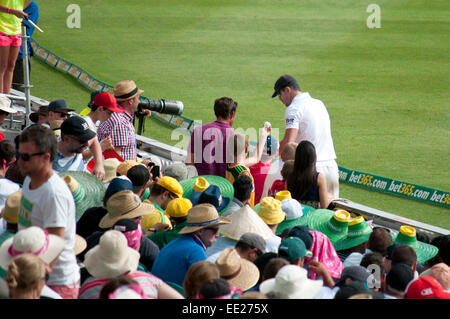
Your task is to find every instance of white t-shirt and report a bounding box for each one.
[285,92,336,163]
[82,115,99,132]
[19,173,80,286]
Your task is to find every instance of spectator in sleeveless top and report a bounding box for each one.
[286,140,330,209]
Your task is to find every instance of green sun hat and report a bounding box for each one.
[179,175,234,213]
[394,225,439,264]
[333,216,373,251]
[275,199,311,236]
[307,209,351,244]
[59,171,106,222]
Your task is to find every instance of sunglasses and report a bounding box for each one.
[54,111,69,118]
[204,227,220,234]
[18,152,45,161]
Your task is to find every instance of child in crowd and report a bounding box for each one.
[225,126,270,208]
[268,160,294,198]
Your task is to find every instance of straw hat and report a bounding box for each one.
[256,197,285,225]
[103,158,121,184]
[259,264,323,299]
[276,198,310,235]
[83,230,140,279]
[59,171,106,222]
[0,226,65,270]
[180,175,234,211]
[99,190,154,228]
[178,204,231,234]
[0,189,22,224]
[216,248,259,291]
[116,160,139,176]
[74,234,87,256]
[219,205,273,241]
[333,216,373,251]
[307,209,351,244]
[394,225,439,264]
[113,80,144,102]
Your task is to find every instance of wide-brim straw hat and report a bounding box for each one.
[219,205,273,241]
[394,225,439,264]
[180,175,234,213]
[216,248,259,291]
[83,230,140,279]
[333,216,373,251]
[259,264,323,299]
[0,189,22,224]
[113,80,144,102]
[74,234,87,256]
[307,209,351,244]
[103,158,122,184]
[59,171,106,222]
[0,226,65,270]
[179,203,231,234]
[99,190,154,229]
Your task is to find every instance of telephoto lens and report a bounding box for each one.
[138,97,184,115]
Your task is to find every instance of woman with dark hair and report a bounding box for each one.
[286,140,330,209]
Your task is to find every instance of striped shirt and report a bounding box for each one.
[97,111,137,161]
[79,271,163,299]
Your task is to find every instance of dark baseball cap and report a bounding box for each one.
[238,232,266,254]
[271,75,300,98]
[48,99,74,112]
[386,263,414,292]
[278,236,312,262]
[60,116,96,142]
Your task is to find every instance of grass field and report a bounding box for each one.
[29,0,449,228]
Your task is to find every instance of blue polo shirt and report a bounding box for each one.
[150,234,206,286]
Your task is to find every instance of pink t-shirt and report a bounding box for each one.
[249,162,271,204]
[188,121,234,177]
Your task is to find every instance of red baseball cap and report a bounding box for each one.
[406,276,450,299]
[93,92,123,113]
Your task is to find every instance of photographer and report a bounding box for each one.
[97,80,149,161]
